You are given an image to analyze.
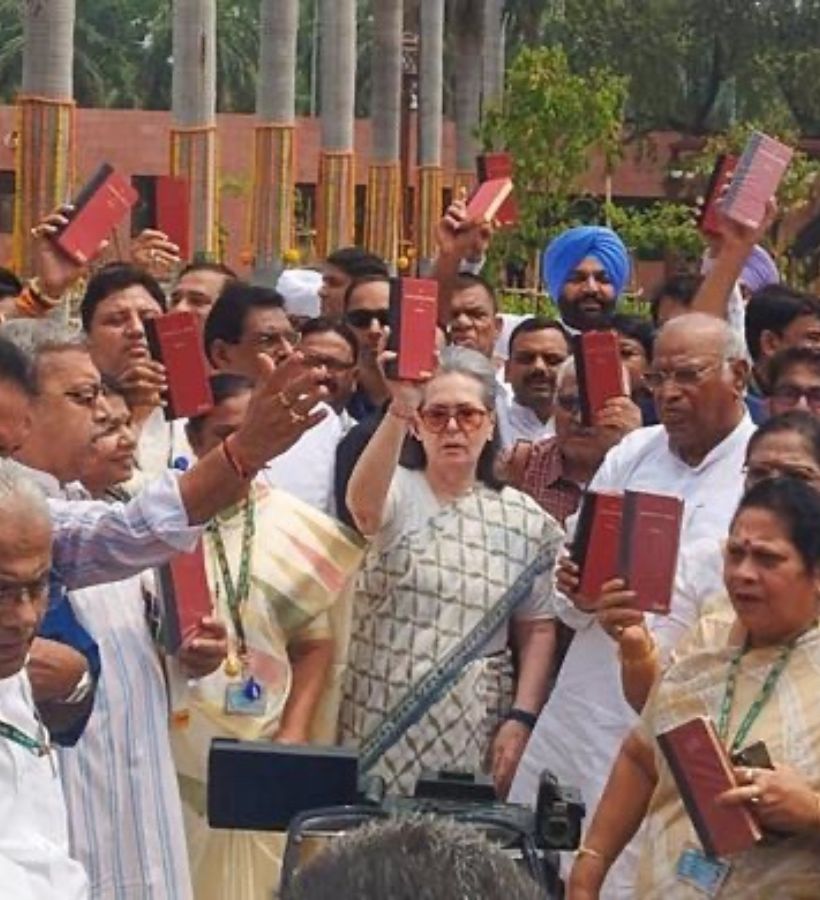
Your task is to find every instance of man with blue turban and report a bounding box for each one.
[542,226,631,333]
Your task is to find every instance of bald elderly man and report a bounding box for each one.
[542,226,631,334]
[510,314,758,900]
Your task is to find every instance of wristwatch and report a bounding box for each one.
[61,669,94,705]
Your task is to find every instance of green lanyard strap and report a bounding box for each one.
[0,718,50,757]
[207,497,256,657]
[717,640,794,754]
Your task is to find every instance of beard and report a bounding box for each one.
[557,293,616,333]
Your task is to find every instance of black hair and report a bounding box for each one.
[746,410,820,467]
[0,335,35,397]
[452,272,498,313]
[610,312,656,362]
[342,274,390,311]
[733,476,820,573]
[100,373,127,400]
[80,262,167,332]
[185,373,254,441]
[203,280,285,364]
[648,273,702,328]
[326,247,389,280]
[176,260,238,281]
[0,266,22,300]
[507,315,566,356]
[767,345,820,389]
[299,316,359,363]
[744,285,820,363]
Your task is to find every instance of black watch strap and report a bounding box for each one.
[505,707,538,730]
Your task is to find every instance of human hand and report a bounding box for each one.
[712,197,779,256]
[178,616,228,678]
[379,350,427,413]
[596,578,646,644]
[118,358,167,412]
[566,856,605,900]
[27,637,89,703]
[435,196,492,262]
[31,205,103,298]
[131,229,181,276]
[231,352,329,471]
[490,719,532,800]
[594,396,642,445]
[556,554,589,607]
[720,764,820,835]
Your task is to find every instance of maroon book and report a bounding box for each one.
[476,152,518,227]
[157,540,213,653]
[658,716,762,858]
[698,154,738,236]
[466,177,513,225]
[156,175,190,261]
[574,331,627,427]
[618,491,683,614]
[53,163,138,264]
[572,491,624,609]
[145,311,213,420]
[385,277,438,382]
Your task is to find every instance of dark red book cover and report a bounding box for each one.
[574,331,627,427]
[385,277,438,382]
[156,175,190,261]
[619,491,683,614]
[466,177,513,225]
[54,163,139,264]
[572,491,624,609]
[698,154,738,236]
[145,311,213,420]
[658,716,762,858]
[476,153,518,227]
[157,540,213,653]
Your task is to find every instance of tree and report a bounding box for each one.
[450,0,484,190]
[481,0,505,112]
[14,0,76,275]
[479,46,628,279]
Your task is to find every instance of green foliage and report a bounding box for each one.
[606,202,704,262]
[479,46,628,267]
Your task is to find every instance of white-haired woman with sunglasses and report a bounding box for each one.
[343,346,563,799]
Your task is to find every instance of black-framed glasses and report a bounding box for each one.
[417,405,489,434]
[644,361,722,390]
[345,309,390,329]
[300,353,356,372]
[250,329,300,350]
[770,384,820,411]
[62,383,104,408]
[0,574,50,605]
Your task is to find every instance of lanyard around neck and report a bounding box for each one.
[0,718,50,757]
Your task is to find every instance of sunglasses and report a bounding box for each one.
[345,309,390,329]
[417,405,489,434]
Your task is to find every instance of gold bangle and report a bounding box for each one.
[577,845,606,863]
[28,276,63,308]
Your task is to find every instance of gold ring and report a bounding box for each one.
[289,409,307,423]
[277,391,294,408]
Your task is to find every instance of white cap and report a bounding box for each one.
[276,268,322,317]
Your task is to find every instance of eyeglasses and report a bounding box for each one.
[644,361,722,390]
[345,309,390,329]
[0,574,50,605]
[62,383,104,408]
[743,463,820,487]
[417,404,489,433]
[300,353,355,372]
[250,330,300,350]
[555,394,581,414]
[770,384,820,411]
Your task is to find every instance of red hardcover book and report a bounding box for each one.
[571,491,624,609]
[156,175,190,261]
[476,152,519,227]
[698,154,738,236]
[145,311,213,420]
[385,277,438,381]
[658,716,763,858]
[157,540,213,653]
[53,163,139,264]
[574,331,627,427]
[466,177,514,225]
[618,491,683,614]
[719,132,793,229]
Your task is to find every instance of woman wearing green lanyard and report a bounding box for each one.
[568,477,820,900]
[171,374,366,900]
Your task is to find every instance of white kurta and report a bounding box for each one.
[496,398,555,450]
[510,415,756,900]
[58,574,192,900]
[0,671,87,900]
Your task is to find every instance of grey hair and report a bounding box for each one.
[0,319,85,361]
[282,816,543,900]
[431,345,498,409]
[0,460,51,529]
[658,312,747,363]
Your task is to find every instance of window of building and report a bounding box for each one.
[0,170,15,235]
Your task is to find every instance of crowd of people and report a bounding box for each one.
[0,186,819,900]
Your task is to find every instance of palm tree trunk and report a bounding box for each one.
[481,0,505,111]
[364,0,403,271]
[14,0,76,276]
[416,0,444,275]
[452,1,484,197]
[171,0,218,260]
[316,0,357,271]
[251,0,299,279]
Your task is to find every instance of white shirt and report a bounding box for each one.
[510,414,756,900]
[0,671,88,900]
[496,398,555,449]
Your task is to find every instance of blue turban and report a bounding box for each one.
[542,226,631,301]
[739,244,780,294]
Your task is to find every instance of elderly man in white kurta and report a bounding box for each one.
[510,314,757,900]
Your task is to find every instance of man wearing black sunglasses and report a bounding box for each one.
[342,274,392,421]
